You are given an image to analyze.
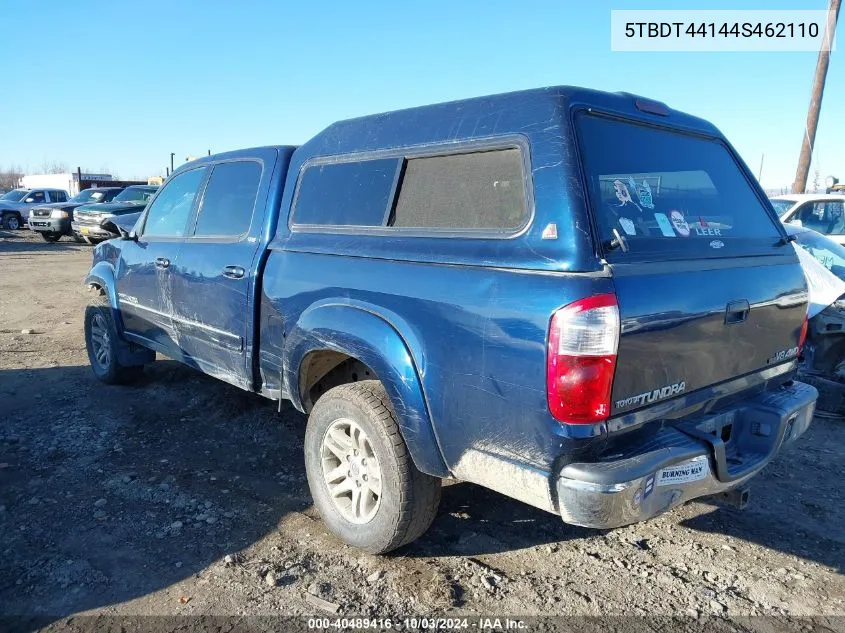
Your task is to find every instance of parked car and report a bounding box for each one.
[28,187,125,242]
[72,185,158,243]
[774,193,845,245]
[82,87,816,554]
[787,224,845,414]
[0,188,70,230]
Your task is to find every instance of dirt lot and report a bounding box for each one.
[1,228,844,629]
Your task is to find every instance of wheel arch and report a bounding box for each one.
[284,301,450,478]
[84,262,119,309]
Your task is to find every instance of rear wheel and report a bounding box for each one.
[84,293,144,384]
[304,380,441,554]
[40,233,61,242]
[3,213,21,230]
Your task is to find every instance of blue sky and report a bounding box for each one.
[1,0,841,190]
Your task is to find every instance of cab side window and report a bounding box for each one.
[141,168,207,238]
[27,191,46,203]
[51,191,68,202]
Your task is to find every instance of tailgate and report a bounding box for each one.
[575,111,808,416]
[610,256,806,414]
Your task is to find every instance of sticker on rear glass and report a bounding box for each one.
[654,213,676,237]
[632,178,655,209]
[670,210,690,237]
[618,217,636,236]
[656,457,709,487]
[614,179,634,205]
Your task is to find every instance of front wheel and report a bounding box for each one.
[40,233,61,242]
[84,294,144,384]
[304,380,441,554]
[3,213,21,230]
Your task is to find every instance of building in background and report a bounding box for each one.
[19,169,146,196]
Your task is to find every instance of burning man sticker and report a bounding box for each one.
[670,210,690,237]
[654,213,676,237]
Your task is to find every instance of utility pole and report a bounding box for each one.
[793,0,841,193]
[758,154,765,182]
[170,152,175,175]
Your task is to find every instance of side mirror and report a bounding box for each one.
[24,197,34,203]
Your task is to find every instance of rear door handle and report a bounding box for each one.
[223,265,245,279]
[725,299,750,324]
[155,257,170,269]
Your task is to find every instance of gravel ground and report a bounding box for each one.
[1,229,844,630]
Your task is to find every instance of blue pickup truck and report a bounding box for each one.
[83,86,817,553]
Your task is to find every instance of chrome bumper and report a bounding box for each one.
[556,381,817,529]
[71,222,111,237]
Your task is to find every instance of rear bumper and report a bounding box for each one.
[556,381,817,529]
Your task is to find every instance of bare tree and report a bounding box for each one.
[0,164,24,189]
[38,159,69,174]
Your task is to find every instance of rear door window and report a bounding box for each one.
[577,113,782,258]
[194,161,262,237]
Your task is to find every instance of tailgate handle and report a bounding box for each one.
[725,300,750,324]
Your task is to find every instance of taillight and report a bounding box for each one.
[798,314,809,351]
[547,294,620,424]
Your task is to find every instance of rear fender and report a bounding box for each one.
[285,301,449,478]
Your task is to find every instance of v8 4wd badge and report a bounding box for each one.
[768,346,799,364]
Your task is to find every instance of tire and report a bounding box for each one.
[304,380,441,554]
[84,293,144,385]
[4,213,21,230]
[40,233,61,242]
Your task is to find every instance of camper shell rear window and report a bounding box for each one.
[576,113,783,259]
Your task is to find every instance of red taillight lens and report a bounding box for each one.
[798,315,809,351]
[547,294,620,424]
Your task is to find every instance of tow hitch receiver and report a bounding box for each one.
[716,484,751,510]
